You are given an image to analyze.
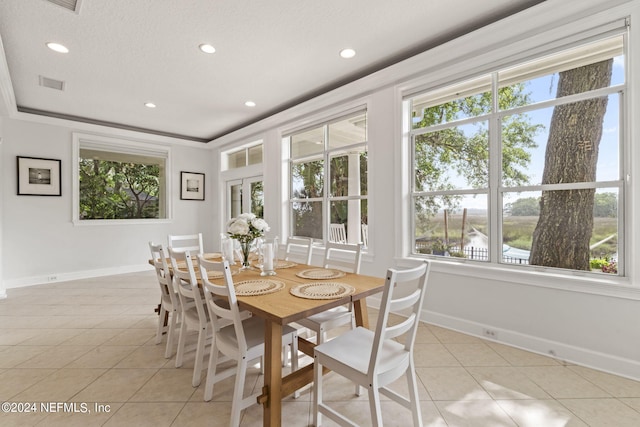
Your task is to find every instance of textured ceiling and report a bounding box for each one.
[0,0,543,142]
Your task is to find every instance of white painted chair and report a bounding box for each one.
[328,223,347,243]
[149,242,181,359]
[198,256,299,426]
[167,247,210,387]
[313,261,431,427]
[361,223,369,248]
[297,243,362,344]
[284,236,313,265]
[168,233,204,254]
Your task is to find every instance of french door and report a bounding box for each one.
[226,176,264,220]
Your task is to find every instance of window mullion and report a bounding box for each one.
[490,72,502,263]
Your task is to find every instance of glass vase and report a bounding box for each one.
[239,239,254,270]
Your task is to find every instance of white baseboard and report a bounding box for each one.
[364,294,639,382]
[3,264,153,290]
[422,309,640,382]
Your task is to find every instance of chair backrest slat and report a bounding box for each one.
[328,223,347,243]
[198,256,249,354]
[323,242,362,274]
[167,247,206,320]
[369,261,430,372]
[285,236,313,265]
[361,223,369,247]
[168,233,204,255]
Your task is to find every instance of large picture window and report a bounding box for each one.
[408,32,626,276]
[287,111,368,245]
[73,134,170,222]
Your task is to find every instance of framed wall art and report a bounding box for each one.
[180,171,205,200]
[17,156,62,196]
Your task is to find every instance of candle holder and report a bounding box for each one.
[260,268,277,276]
[260,242,277,276]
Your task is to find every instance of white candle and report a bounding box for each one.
[223,239,235,263]
[263,243,274,271]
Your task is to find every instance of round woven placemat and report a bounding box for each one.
[275,260,297,269]
[203,252,222,259]
[234,280,285,296]
[295,268,346,280]
[290,282,355,300]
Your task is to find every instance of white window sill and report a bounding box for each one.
[396,256,640,301]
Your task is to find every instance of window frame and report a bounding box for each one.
[404,27,628,278]
[72,133,172,225]
[286,109,368,245]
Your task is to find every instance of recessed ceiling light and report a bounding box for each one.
[339,48,356,59]
[46,42,69,53]
[199,44,216,54]
[245,101,256,107]
[144,102,156,108]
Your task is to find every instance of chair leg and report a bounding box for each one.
[155,305,166,344]
[368,384,383,427]
[406,365,422,427]
[175,318,188,368]
[313,355,323,427]
[291,333,300,399]
[164,309,178,359]
[192,325,207,387]
[230,357,248,427]
[203,345,220,401]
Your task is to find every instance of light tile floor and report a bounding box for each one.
[0,271,639,426]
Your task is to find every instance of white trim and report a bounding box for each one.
[395,256,640,300]
[0,36,17,116]
[422,308,640,382]
[3,264,153,290]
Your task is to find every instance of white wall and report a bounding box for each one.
[1,117,214,287]
[209,0,640,380]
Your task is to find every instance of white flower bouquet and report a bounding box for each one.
[227,213,270,243]
[226,213,270,269]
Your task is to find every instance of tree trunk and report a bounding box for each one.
[529,60,612,270]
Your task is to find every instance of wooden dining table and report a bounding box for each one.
[154,253,385,427]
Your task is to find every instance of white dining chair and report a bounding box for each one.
[284,236,313,265]
[149,242,181,359]
[198,256,299,426]
[297,242,362,344]
[361,223,369,248]
[167,247,210,387]
[328,223,347,243]
[313,261,431,427]
[168,233,204,254]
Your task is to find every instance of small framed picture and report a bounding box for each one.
[17,156,62,196]
[180,171,205,200]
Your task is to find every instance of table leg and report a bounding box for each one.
[263,319,283,427]
[353,297,370,329]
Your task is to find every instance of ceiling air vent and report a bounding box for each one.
[44,0,81,13]
[39,76,65,91]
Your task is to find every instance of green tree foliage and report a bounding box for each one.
[79,158,160,219]
[506,197,540,216]
[413,84,542,231]
[291,151,368,239]
[507,193,616,218]
[593,192,617,218]
[291,160,324,238]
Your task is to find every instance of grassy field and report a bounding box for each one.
[417,213,618,258]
